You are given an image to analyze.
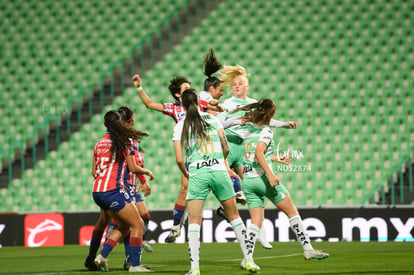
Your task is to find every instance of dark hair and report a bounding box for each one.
[104,110,148,157]
[168,76,191,101]
[118,105,134,122]
[117,105,147,152]
[180,89,210,149]
[203,48,223,91]
[232,99,276,125]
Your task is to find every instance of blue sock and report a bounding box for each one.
[88,230,104,257]
[105,221,117,241]
[173,204,186,226]
[231,176,242,193]
[129,237,142,266]
[101,239,116,258]
[124,233,131,263]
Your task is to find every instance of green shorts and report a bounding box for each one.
[186,170,235,202]
[243,174,290,209]
[227,141,244,170]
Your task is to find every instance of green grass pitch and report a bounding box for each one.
[0,242,413,274]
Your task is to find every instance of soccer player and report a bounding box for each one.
[118,105,154,268]
[233,99,329,270]
[173,89,260,274]
[198,48,224,116]
[132,73,223,243]
[92,110,154,272]
[198,49,247,205]
[215,64,297,249]
[84,107,153,271]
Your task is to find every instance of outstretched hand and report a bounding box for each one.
[139,182,151,197]
[132,74,142,88]
[287,121,297,129]
[146,169,154,181]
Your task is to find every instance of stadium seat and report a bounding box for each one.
[2,0,413,212]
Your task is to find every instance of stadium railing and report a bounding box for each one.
[366,155,413,205]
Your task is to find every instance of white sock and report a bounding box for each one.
[230,217,251,260]
[258,221,266,242]
[289,215,313,251]
[247,224,260,258]
[187,223,200,270]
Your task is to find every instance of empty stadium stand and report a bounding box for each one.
[1,0,413,212]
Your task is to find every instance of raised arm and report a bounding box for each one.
[132,74,164,112]
[270,119,297,129]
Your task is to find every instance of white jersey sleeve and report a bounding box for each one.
[199,91,213,103]
[172,120,184,141]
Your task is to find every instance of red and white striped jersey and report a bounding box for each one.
[162,99,208,123]
[92,133,130,192]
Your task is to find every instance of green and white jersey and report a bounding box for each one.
[220,96,257,144]
[222,96,257,114]
[240,124,274,178]
[172,112,227,175]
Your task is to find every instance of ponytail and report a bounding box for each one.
[203,48,222,91]
[231,99,276,125]
[180,89,210,149]
[104,110,149,157]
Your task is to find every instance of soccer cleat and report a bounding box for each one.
[240,258,246,270]
[94,254,109,272]
[124,256,131,271]
[235,191,247,205]
[257,237,273,249]
[303,249,330,261]
[257,226,273,249]
[245,259,260,273]
[216,206,228,221]
[84,255,98,271]
[142,241,154,252]
[165,225,181,243]
[185,267,200,275]
[128,265,151,272]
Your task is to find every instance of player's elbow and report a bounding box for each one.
[176,158,184,167]
[129,166,140,174]
[223,147,230,158]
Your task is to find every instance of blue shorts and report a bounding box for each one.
[93,188,132,212]
[132,190,144,203]
[125,183,144,203]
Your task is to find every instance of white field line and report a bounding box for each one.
[219,253,302,262]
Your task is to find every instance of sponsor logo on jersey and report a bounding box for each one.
[24,213,64,247]
[243,166,253,173]
[201,114,211,120]
[177,112,186,119]
[196,159,219,169]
